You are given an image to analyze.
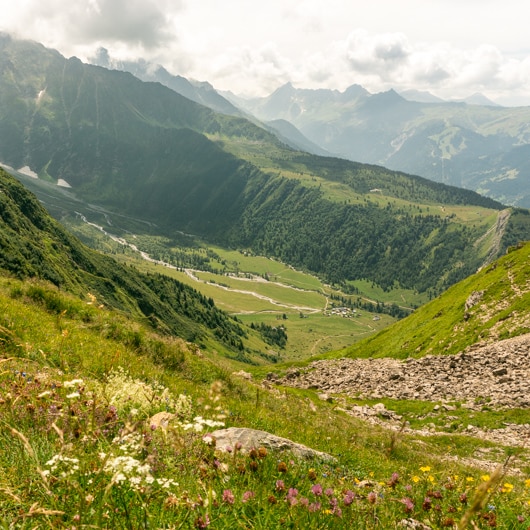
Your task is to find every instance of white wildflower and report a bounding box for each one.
[66,392,80,399]
[44,454,80,478]
[63,379,84,388]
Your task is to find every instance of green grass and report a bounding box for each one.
[334,241,530,361]
[1,274,530,528]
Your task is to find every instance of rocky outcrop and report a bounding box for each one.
[274,333,530,451]
[276,333,530,409]
[208,427,336,462]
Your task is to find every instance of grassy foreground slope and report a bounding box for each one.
[1,258,530,528]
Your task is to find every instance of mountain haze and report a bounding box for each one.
[234,83,530,207]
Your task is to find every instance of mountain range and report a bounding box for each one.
[228,83,530,208]
[1,33,530,302]
[89,49,530,209]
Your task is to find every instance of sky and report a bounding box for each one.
[1,0,530,106]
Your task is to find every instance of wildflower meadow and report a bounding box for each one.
[1,362,530,529]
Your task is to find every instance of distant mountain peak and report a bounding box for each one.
[460,92,501,107]
[398,89,445,104]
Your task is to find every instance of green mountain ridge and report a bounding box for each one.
[1,34,530,300]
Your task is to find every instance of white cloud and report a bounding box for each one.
[0,0,529,105]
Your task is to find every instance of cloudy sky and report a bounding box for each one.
[1,0,529,105]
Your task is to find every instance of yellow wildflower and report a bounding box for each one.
[501,483,514,493]
[466,477,474,483]
[412,476,420,483]
[525,479,530,488]
[420,466,431,473]
[428,475,435,484]
[481,474,490,482]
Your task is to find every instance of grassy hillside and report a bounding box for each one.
[2,263,530,528]
[0,167,261,361]
[336,240,530,360]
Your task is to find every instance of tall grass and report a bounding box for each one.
[1,276,530,528]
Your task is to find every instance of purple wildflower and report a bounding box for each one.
[194,514,210,528]
[343,490,355,506]
[388,472,400,488]
[286,488,299,506]
[367,491,378,504]
[308,502,321,513]
[242,491,255,503]
[401,497,415,513]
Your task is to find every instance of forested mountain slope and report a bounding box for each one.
[1,34,530,298]
[0,167,248,355]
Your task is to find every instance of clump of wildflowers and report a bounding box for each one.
[91,367,192,419]
[43,454,80,479]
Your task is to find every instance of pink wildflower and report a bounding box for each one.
[242,491,255,503]
[194,514,210,528]
[343,490,355,506]
[222,489,235,505]
[311,484,323,496]
[401,497,415,513]
[367,491,378,504]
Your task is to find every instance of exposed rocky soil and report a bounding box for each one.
[271,333,530,468]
